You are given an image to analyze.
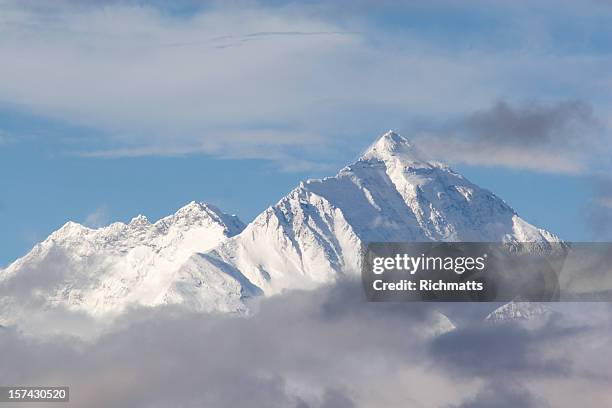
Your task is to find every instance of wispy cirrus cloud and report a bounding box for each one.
[83,206,110,228]
[74,129,333,171]
[1,1,612,170]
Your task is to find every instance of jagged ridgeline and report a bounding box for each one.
[0,132,559,325]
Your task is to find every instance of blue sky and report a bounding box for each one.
[1,0,612,266]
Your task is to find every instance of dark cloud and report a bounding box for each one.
[428,319,574,377]
[415,100,608,174]
[0,280,610,407]
[0,281,449,407]
[451,381,543,408]
[320,388,355,408]
[463,100,598,147]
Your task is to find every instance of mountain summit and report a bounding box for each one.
[0,131,559,325]
[361,130,427,164]
[0,201,247,324]
[188,132,558,297]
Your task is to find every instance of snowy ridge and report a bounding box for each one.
[485,302,555,323]
[0,131,560,325]
[0,202,248,324]
[190,131,559,296]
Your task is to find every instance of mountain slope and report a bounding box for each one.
[187,131,559,295]
[1,131,560,325]
[0,202,250,324]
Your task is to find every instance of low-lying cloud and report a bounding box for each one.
[451,381,542,408]
[0,281,611,407]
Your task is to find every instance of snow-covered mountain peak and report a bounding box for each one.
[1,131,560,326]
[485,302,555,323]
[49,221,91,241]
[129,214,150,227]
[177,200,209,213]
[0,201,248,322]
[161,201,245,236]
[58,220,88,232]
[192,131,560,296]
[361,130,427,165]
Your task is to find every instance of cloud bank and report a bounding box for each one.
[1,281,611,407]
[1,1,612,171]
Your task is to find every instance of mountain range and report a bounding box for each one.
[0,131,559,327]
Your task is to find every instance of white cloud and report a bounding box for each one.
[0,1,611,171]
[0,2,358,164]
[84,206,110,228]
[1,281,611,407]
[597,198,612,209]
